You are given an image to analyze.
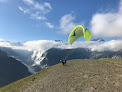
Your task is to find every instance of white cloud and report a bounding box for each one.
[19,0,52,21]
[59,14,76,34]
[22,0,52,14]
[44,2,52,10]
[1,39,122,53]
[59,14,84,34]
[34,2,52,14]
[0,38,4,41]
[90,0,122,38]
[31,12,46,20]
[0,41,11,47]
[19,6,30,14]
[88,40,122,51]
[23,0,52,13]
[46,22,54,28]
[23,0,34,5]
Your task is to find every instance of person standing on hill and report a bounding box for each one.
[60,58,67,66]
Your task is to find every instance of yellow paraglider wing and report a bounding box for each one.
[68,25,91,45]
[68,25,84,45]
[84,28,92,41]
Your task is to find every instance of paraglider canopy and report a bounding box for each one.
[68,25,91,45]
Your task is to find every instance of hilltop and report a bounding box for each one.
[0,58,122,92]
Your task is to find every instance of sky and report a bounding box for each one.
[0,0,121,42]
[1,0,122,72]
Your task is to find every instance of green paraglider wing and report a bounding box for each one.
[68,25,91,45]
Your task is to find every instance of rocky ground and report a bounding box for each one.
[0,59,122,92]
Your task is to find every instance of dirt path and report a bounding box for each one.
[22,59,122,92]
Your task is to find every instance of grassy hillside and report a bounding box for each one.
[0,58,122,92]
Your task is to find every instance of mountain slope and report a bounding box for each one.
[108,49,122,59]
[33,48,113,71]
[0,47,114,73]
[33,48,92,71]
[0,58,122,92]
[0,50,31,87]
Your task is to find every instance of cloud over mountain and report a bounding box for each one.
[0,39,122,72]
[1,39,122,53]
